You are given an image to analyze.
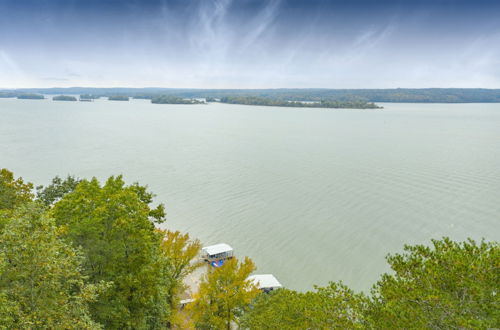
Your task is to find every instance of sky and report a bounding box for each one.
[1,0,500,89]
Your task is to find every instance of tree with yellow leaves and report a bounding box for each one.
[188,257,260,330]
[158,229,202,327]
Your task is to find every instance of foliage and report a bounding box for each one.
[0,91,17,98]
[151,95,204,104]
[0,168,33,212]
[241,282,368,329]
[0,203,108,329]
[159,230,201,298]
[53,95,77,101]
[158,229,201,327]
[108,95,129,101]
[16,93,44,99]
[188,257,260,329]
[367,238,500,329]
[9,87,500,103]
[220,96,381,109]
[50,176,170,329]
[36,175,82,206]
[80,94,100,100]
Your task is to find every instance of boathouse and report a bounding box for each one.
[248,274,283,292]
[201,243,234,262]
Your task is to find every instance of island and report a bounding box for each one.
[80,94,99,101]
[108,95,129,101]
[219,96,381,109]
[0,91,17,98]
[53,95,77,101]
[17,93,45,100]
[151,95,205,104]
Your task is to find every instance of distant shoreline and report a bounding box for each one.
[2,88,500,106]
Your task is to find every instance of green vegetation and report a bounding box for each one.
[0,203,108,329]
[53,95,77,101]
[187,257,260,329]
[0,168,498,329]
[0,92,17,98]
[50,176,169,328]
[366,238,500,329]
[220,96,381,109]
[16,93,44,100]
[241,282,367,329]
[151,95,204,104]
[36,175,82,206]
[108,95,129,101]
[80,94,99,101]
[6,88,500,103]
[158,229,201,326]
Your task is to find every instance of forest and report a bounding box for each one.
[219,96,381,109]
[0,168,498,329]
[151,96,204,104]
[16,93,44,100]
[3,88,500,103]
[53,95,77,101]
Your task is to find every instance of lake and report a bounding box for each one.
[1,98,499,291]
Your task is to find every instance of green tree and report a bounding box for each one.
[367,237,500,329]
[36,175,81,206]
[241,282,367,329]
[0,168,33,211]
[50,176,170,329]
[188,257,260,330]
[0,203,107,329]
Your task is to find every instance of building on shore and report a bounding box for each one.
[201,243,234,264]
[248,274,283,292]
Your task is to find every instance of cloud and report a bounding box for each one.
[1,0,500,88]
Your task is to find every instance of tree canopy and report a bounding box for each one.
[53,95,77,101]
[241,282,368,329]
[36,175,81,206]
[188,257,260,329]
[50,176,170,328]
[0,203,108,329]
[0,168,33,212]
[367,238,500,329]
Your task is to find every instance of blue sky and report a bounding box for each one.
[1,0,500,88]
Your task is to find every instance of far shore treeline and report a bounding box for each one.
[3,88,500,109]
[0,168,498,329]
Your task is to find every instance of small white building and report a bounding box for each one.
[248,274,283,292]
[201,243,234,262]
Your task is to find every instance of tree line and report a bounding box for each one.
[4,88,500,103]
[219,96,381,109]
[0,168,498,329]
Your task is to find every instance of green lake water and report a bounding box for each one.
[1,98,499,291]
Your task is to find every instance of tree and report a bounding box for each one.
[188,257,260,330]
[0,203,107,329]
[50,176,170,329]
[367,237,500,329]
[241,282,368,329]
[36,175,81,206]
[0,168,33,211]
[158,229,201,323]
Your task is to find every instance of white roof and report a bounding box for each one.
[248,274,282,289]
[202,243,233,255]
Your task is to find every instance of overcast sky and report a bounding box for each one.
[1,0,500,88]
